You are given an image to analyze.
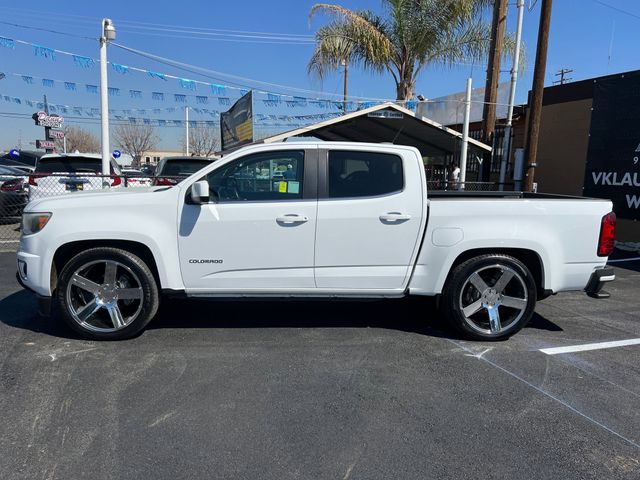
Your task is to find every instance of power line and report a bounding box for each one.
[0,20,94,40]
[114,29,314,45]
[590,0,640,21]
[0,6,315,40]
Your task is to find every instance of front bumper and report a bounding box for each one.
[585,266,615,299]
[16,271,52,316]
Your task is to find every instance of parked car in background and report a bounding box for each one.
[0,150,42,170]
[122,168,152,187]
[28,154,123,202]
[0,165,29,224]
[140,164,156,176]
[152,156,215,186]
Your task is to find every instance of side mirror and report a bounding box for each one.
[191,180,210,204]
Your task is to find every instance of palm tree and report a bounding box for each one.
[308,0,516,101]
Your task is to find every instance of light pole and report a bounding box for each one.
[100,18,116,179]
[459,77,473,190]
[185,106,189,156]
[499,0,525,190]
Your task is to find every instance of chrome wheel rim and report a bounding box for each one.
[65,260,143,333]
[458,264,528,335]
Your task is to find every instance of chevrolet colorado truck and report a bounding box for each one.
[16,142,617,340]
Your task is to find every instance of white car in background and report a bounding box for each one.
[121,168,152,188]
[28,154,123,202]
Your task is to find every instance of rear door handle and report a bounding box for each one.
[276,214,309,224]
[379,212,412,222]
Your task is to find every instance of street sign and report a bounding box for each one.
[49,130,65,139]
[36,140,56,150]
[32,111,64,128]
[112,149,121,159]
[8,149,19,158]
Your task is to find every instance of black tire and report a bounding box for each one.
[56,247,159,340]
[441,254,537,341]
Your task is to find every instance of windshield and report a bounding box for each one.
[160,160,211,176]
[35,157,118,174]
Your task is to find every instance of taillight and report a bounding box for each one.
[28,175,38,186]
[110,175,122,187]
[0,179,24,191]
[597,212,616,257]
[153,177,177,186]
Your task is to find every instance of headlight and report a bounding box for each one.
[22,212,52,235]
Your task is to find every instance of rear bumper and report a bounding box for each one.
[16,271,52,316]
[585,266,615,299]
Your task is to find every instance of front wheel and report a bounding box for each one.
[56,247,160,340]
[441,254,537,340]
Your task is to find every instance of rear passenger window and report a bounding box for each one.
[328,151,403,198]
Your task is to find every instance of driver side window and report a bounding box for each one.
[206,150,304,203]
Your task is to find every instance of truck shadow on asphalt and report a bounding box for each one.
[0,290,563,341]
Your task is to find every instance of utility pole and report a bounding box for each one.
[342,59,348,114]
[185,106,190,156]
[99,18,116,179]
[553,68,573,85]
[524,0,553,192]
[499,0,525,190]
[480,0,508,182]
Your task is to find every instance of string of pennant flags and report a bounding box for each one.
[0,34,418,110]
[0,92,344,127]
[12,71,389,110]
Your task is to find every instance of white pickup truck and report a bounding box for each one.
[16,142,617,341]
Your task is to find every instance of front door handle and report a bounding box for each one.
[276,214,309,224]
[379,212,412,222]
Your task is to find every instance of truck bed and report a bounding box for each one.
[428,191,594,200]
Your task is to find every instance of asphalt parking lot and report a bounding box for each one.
[0,251,638,479]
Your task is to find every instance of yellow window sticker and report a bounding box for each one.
[278,181,287,193]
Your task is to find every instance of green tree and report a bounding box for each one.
[308,0,517,101]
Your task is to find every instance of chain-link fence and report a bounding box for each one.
[0,173,184,247]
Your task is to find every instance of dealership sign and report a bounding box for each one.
[583,75,640,220]
[48,130,65,139]
[36,140,56,149]
[32,111,64,128]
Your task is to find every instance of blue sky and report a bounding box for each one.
[0,0,639,151]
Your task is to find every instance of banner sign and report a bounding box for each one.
[36,139,56,149]
[48,129,65,139]
[220,91,253,151]
[583,74,640,220]
[32,111,64,128]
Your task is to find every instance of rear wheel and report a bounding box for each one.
[442,254,537,340]
[56,248,159,340]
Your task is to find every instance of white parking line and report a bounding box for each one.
[608,257,640,263]
[540,338,640,355]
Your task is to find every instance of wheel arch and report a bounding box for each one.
[445,248,547,299]
[52,240,161,293]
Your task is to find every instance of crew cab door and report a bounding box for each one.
[314,147,425,290]
[178,148,318,292]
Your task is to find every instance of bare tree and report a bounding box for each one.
[182,126,220,157]
[55,125,100,153]
[113,123,158,168]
